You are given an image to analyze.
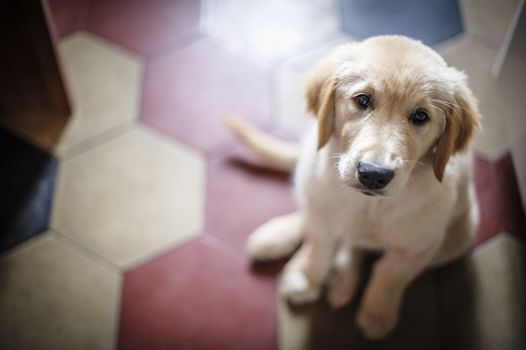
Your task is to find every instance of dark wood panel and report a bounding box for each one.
[0,0,71,151]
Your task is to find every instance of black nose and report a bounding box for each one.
[357,162,395,190]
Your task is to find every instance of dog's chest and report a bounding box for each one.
[298,171,397,248]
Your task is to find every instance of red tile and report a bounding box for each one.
[474,153,526,244]
[44,0,87,38]
[118,237,277,350]
[141,39,272,153]
[206,141,297,248]
[85,0,201,56]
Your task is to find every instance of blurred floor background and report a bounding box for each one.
[0,0,525,349]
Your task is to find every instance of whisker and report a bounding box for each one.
[400,159,425,166]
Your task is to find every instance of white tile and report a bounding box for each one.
[57,32,143,156]
[273,37,353,137]
[52,126,206,268]
[203,0,342,63]
[460,0,520,46]
[438,36,509,158]
[0,234,119,350]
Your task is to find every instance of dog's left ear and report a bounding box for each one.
[306,59,337,150]
[433,70,481,181]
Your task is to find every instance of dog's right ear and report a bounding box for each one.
[306,59,336,150]
[433,69,481,182]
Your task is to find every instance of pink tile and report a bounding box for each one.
[206,141,297,248]
[118,236,277,350]
[141,39,272,153]
[44,0,87,38]
[474,153,526,244]
[85,0,201,56]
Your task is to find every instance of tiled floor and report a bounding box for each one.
[1,0,525,349]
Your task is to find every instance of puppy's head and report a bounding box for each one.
[306,36,481,196]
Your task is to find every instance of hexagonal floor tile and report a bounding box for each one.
[45,0,88,39]
[438,36,509,159]
[52,126,205,268]
[206,142,297,248]
[341,0,463,46]
[85,0,201,57]
[202,0,341,63]
[57,32,142,156]
[460,0,519,46]
[118,236,277,350]
[474,154,526,244]
[273,37,352,137]
[0,128,58,252]
[436,233,525,350]
[0,234,119,349]
[141,38,272,154]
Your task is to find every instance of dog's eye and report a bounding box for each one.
[410,110,429,125]
[354,94,371,109]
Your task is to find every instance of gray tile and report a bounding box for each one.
[436,234,526,350]
[460,0,519,46]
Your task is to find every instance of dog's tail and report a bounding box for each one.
[223,115,300,173]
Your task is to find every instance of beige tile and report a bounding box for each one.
[436,233,526,350]
[438,36,509,159]
[52,126,206,269]
[274,37,353,137]
[203,0,342,63]
[278,259,441,349]
[460,0,519,46]
[0,234,119,350]
[274,64,314,137]
[57,32,143,156]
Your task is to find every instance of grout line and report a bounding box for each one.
[203,231,248,260]
[474,147,510,164]
[112,272,124,350]
[469,32,502,52]
[51,229,122,274]
[68,30,145,63]
[492,0,525,78]
[206,34,272,68]
[137,121,208,161]
[59,120,137,161]
[433,31,470,52]
[0,232,52,261]
[121,233,204,272]
[145,31,203,62]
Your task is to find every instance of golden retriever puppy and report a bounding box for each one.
[226,35,480,339]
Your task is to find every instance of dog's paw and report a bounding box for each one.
[245,231,279,261]
[280,269,321,304]
[355,304,398,340]
[245,215,302,261]
[327,271,355,309]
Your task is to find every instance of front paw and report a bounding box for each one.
[280,269,321,305]
[356,303,398,340]
[327,270,356,309]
